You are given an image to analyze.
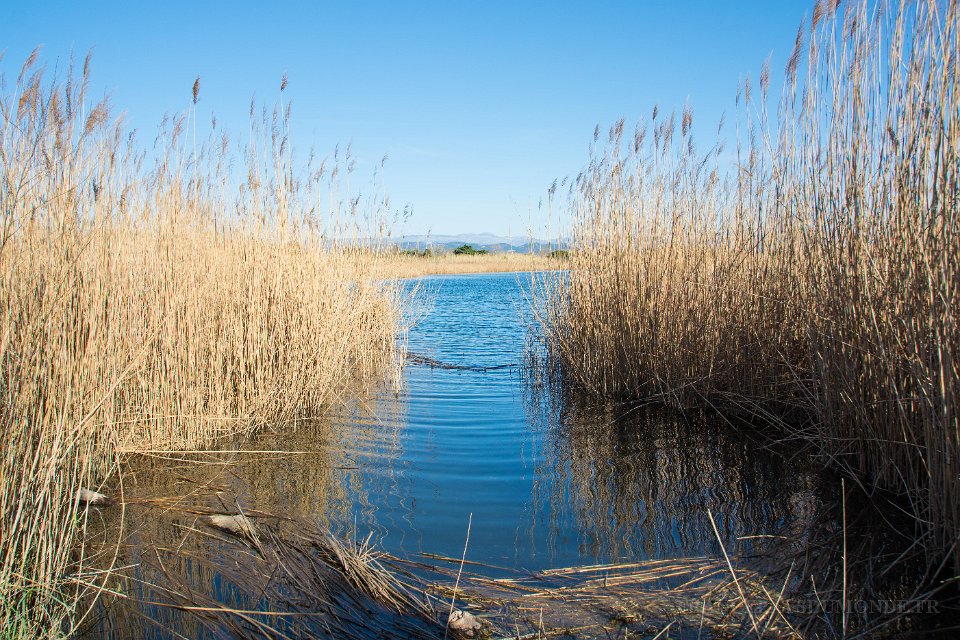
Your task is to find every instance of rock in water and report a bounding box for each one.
[76,488,112,507]
[205,513,257,539]
[447,608,483,637]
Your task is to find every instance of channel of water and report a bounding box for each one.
[80,272,827,638]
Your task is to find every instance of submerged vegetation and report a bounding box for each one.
[0,52,404,636]
[536,0,959,631]
[76,478,803,639]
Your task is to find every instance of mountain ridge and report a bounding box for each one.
[393,232,566,253]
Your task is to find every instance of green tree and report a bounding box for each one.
[453,244,487,255]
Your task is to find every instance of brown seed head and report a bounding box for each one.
[786,25,804,79]
[812,0,825,31]
[84,98,110,136]
[19,46,41,84]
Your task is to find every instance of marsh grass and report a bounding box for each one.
[535,0,959,625]
[0,52,404,636]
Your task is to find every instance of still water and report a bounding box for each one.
[83,272,822,636]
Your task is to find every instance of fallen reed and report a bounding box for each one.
[536,0,959,618]
[75,477,797,639]
[78,505,444,639]
[0,52,403,636]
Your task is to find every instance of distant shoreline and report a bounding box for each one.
[376,252,560,279]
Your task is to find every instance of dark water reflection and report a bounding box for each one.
[531,395,820,565]
[83,272,826,637]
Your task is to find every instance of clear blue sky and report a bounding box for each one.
[2,1,811,237]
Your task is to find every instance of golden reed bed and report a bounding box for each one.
[0,55,404,636]
[535,1,959,632]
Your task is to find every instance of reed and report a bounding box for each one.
[537,0,959,590]
[0,53,403,636]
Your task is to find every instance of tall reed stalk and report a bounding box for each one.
[0,53,403,636]
[537,0,959,578]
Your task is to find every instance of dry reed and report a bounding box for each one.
[76,480,798,639]
[0,52,404,636]
[535,0,959,621]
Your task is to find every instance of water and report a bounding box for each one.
[81,272,825,637]
[318,272,821,569]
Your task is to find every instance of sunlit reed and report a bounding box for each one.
[536,0,959,584]
[0,52,403,636]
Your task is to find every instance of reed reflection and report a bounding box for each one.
[79,389,413,639]
[527,385,822,564]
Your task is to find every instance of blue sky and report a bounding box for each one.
[2,1,811,236]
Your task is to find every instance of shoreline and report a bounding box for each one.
[375,253,560,279]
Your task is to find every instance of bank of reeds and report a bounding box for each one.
[537,0,959,593]
[378,251,555,279]
[0,53,403,636]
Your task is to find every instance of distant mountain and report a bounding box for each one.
[393,233,566,254]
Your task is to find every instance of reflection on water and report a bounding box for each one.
[530,395,821,564]
[83,272,826,637]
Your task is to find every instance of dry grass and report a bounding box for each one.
[0,53,403,636]
[378,251,557,279]
[536,0,959,617]
[423,553,802,639]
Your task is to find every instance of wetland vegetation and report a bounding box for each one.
[0,52,404,636]
[534,0,960,635]
[1,0,958,638]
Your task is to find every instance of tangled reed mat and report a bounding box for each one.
[71,481,805,640]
